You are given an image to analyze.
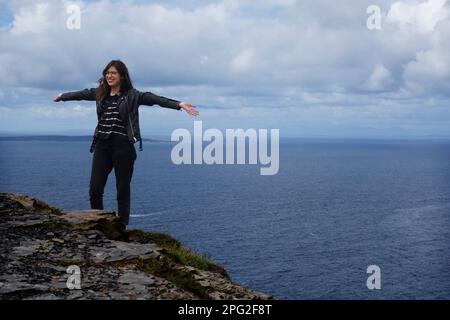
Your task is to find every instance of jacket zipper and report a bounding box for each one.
[122,95,137,143]
[128,113,137,143]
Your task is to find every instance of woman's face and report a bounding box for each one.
[105,66,121,88]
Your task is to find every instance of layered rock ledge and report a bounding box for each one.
[0,193,274,300]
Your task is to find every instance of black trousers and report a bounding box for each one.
[89,134,137,225]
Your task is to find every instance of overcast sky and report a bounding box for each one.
[0,0,449,138]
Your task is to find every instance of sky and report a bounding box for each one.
[0,0,449,138]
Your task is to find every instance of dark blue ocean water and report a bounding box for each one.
[1,138,450,299]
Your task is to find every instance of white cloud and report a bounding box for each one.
[386,0,448,33]
[229,48,256,73]
[401,15,450,94]
[11,2,51,34]
[406,48,450,78]
[365,64,394,91]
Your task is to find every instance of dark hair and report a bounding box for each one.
[96,60,134,103]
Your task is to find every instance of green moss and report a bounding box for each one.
[126,230,181,248]
[163,246,227,277]
[136,256,210,299]
[126,230,228,277]
[164,271,210,298]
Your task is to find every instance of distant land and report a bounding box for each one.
[0,134,449,142]
[0,135,170,142]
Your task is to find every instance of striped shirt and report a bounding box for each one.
[96,93,129,141]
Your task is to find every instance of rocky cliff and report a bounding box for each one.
[0,193,273,300]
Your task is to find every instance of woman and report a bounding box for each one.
[53,60,198,230]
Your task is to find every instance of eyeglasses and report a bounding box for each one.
[105,71,118,76]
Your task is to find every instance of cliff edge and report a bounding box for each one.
[0,193,274,300]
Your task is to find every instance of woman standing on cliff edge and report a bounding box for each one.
[53,59,199,230]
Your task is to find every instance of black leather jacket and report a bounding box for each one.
[60,87,181,152]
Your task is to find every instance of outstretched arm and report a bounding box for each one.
[53,88,97,102]
[138,91,199,116]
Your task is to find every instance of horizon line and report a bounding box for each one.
[1,133,450,141]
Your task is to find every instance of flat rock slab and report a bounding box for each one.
[60,210,118,225]
[89,240,161,263]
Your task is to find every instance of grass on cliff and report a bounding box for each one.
[126,230,227,277]
[135,256,211,299]
[164,246,218,272]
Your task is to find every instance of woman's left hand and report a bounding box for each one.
[179,101,199,116]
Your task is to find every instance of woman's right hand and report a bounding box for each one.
[53,93,62,102]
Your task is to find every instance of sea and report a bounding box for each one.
[1,137,450,299]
